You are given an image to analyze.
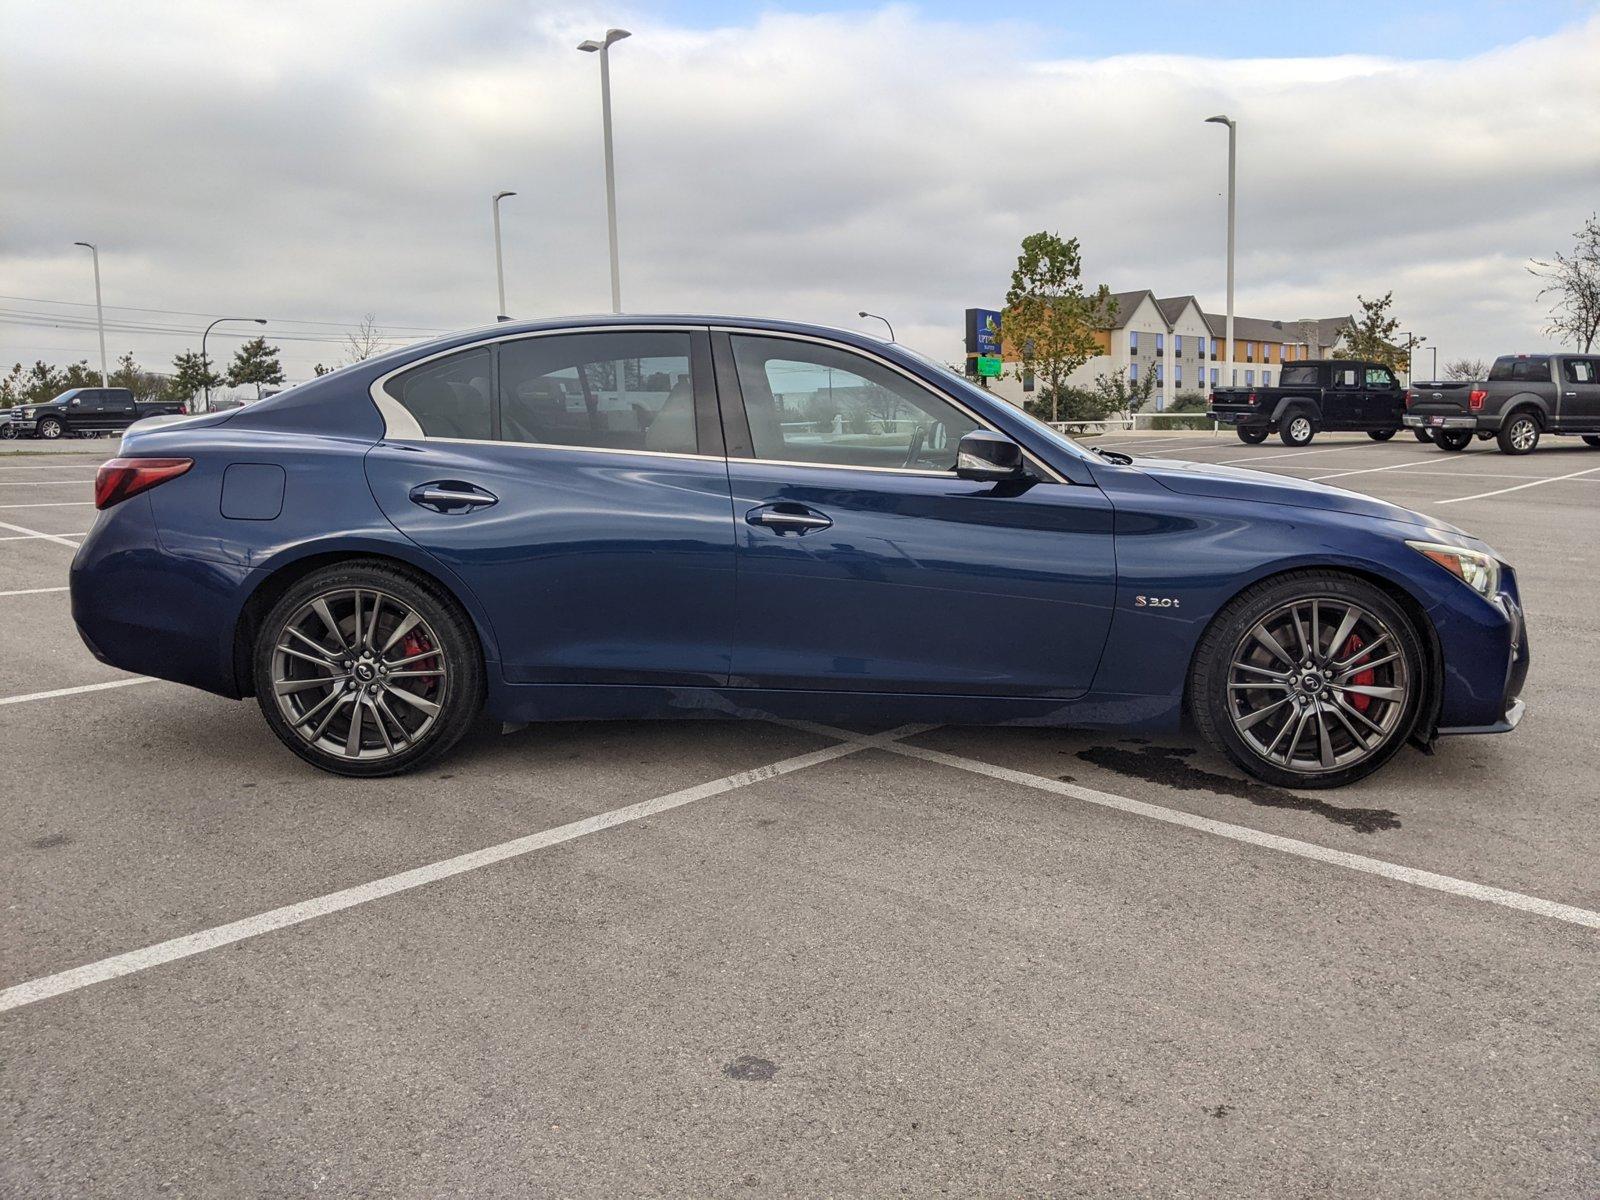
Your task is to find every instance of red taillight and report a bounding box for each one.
[1246,392,1258,405]
[1404,390,1416,409]
[1469,389,1487,411]
[94,458,192,510]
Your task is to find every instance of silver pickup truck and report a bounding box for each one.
[1404,353,1600,454]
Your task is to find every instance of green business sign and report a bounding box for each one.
[976,355,1003,378]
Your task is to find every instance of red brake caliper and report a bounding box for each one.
[1340,633,1374,712]
[398,631,439,698]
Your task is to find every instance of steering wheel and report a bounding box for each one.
[902,426,926,469]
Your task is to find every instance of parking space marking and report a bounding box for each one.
[787,723,1600,932]
[0,520,82,548]
[1436,466,1600,505]
[0,677,155,706]
[0,501,94,509]
[0,586,69,597]
[1306,457,1466,481]
[0,725,926,1014]
[1214,444,1370,466]
[0,480,96,487]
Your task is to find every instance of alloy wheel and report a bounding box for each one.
[269,587,448,761]
[1510,419,1537,451]
[1226,597,1410,776]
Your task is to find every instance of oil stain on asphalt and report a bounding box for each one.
[1076,744,1402,834]
[723,1056,778,1082]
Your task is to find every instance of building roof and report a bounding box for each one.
[1153,295,1203,326]
[1201,311,1351,346]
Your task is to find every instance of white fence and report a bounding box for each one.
[1047,411,1222,437]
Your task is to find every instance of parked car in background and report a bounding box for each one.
[0,406,18,439]
[1207,359,1408,446]
[72,315,1527,790]
[1404,353,1600,454]
[10,387,184,440]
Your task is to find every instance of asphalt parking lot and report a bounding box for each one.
[2,433,1597,1197]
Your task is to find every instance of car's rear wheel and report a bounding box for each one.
[1367,429,1396,442]
[1412,428,1433,443]
[1190,572,1425,789]
[37,416,63,439]
[1497,411,1540,455]
[1279,412,1316,447]
[253,562,484,777]
[1583,435,1600,448]
[1433,430,1472,451]
[1235,427,1269,444]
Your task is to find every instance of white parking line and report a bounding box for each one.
[0,464,102,472]
[1434,466,1600,505]
[0,725,924,1014]
[0,520,83,548]
[0,677,155,706]
[1214,444,1370,466]
[0,480,95,487]
[0,501,94,509]
[0,586,69,597]
[1308,457,1458,481]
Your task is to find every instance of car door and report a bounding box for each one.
[1559,358,1600,429]
[1325,365,1363,428]
[364,326,738,687]
[68,390,97,431]
[1363,366,1401,428]
[715,331,1116,697]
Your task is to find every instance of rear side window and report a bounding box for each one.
[1563,359,1597,384]
[1365,368,1396,388]
[498,331,696,454]
[1489,357,1551,383]
[1279,365,1317,387]
[1333,368,1360,389]
[383,347,493,439]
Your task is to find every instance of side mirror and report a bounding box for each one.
[955,430,1025,481]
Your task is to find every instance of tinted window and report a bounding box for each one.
[1489,357,1550,383]
[498,332,696,454]
[731,336,980,472]
[1365,367,1396,388]
[1562,359,1596,384]
[384,347,493,439]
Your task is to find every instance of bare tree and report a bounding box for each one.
[343,313,387,363]
[1529,213,1600,352]
[1442,358,1489,381]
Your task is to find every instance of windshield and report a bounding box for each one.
[48,389,83,404]
[892,345,1098,464]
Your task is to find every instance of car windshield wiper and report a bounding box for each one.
[1092,447,1133,465]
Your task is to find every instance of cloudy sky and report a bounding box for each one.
[4,0,1598,383]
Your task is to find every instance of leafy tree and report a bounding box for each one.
[312,362,336,377]
[1003,232,1115,423]
[1091,363,1160,415]
[1442,357,1489,381]
[108,352,172,402]
[169,350,223,407]
[227,337,285,401]
[1529,213,1600,352]
[1338,292,1419,373]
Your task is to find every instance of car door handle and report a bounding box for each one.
[745,504,833,534]
[409,483,498,513]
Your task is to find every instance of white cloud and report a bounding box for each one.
[3,1,1596,378]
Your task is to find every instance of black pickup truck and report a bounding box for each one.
[10,387,184,440]
[1207,359,1407,447]
[1403,353,1600,455]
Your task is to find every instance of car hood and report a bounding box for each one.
[1131,455,1471,537]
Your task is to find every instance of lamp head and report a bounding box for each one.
[493,190,516,201]
[858,311,869,318]
[605,28,631,45]
[1204,114,1234,128]
[578,40,601,52]
[73,240,95,249]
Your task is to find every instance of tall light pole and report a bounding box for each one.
[1205,115,1236,389]
[72,242,109,387]
[858,310,895,341]
[200,317,266,413]
[578,28,630,314]
[492,190,516,321]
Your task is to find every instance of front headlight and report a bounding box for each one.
[1407,540,1501,598]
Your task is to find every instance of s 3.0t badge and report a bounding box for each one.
[1135,595,1180,608]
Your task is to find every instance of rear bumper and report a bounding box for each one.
[1404,412,1489,432]
[1207,409,1267,428]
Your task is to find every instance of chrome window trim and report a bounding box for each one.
[368,321,1066,484]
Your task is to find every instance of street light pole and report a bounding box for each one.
[72,242,108,387]
[1205,115,1236,390]
[858,310,895,341]
[492,191,516,320]
[578,28,630,314]
[200,317,267,413]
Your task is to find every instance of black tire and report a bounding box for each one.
[1583,436,1600,448]
[1190,571,1427,789]
[253,560,485,777]
[1496,411,1540,455]
[0,424,14,440]
[1412,428,1433,443]
[1279,411,1316,447]
[1434,430,1472,452]
[1235,427,1269,445]
[1367,429,1397,442]
[36,416,64,440]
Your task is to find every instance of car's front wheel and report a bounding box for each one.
[1433,430,1472,451]
[1235,427,1269,444]
[253,562,484,776]
[1190,572,1425,789]
[36,416,64,439]
[1279,412,1316,447]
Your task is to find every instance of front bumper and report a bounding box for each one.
[10,418,37,432]
[1436,592,1529,736]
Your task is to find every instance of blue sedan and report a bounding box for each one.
[70,316,1528,787]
